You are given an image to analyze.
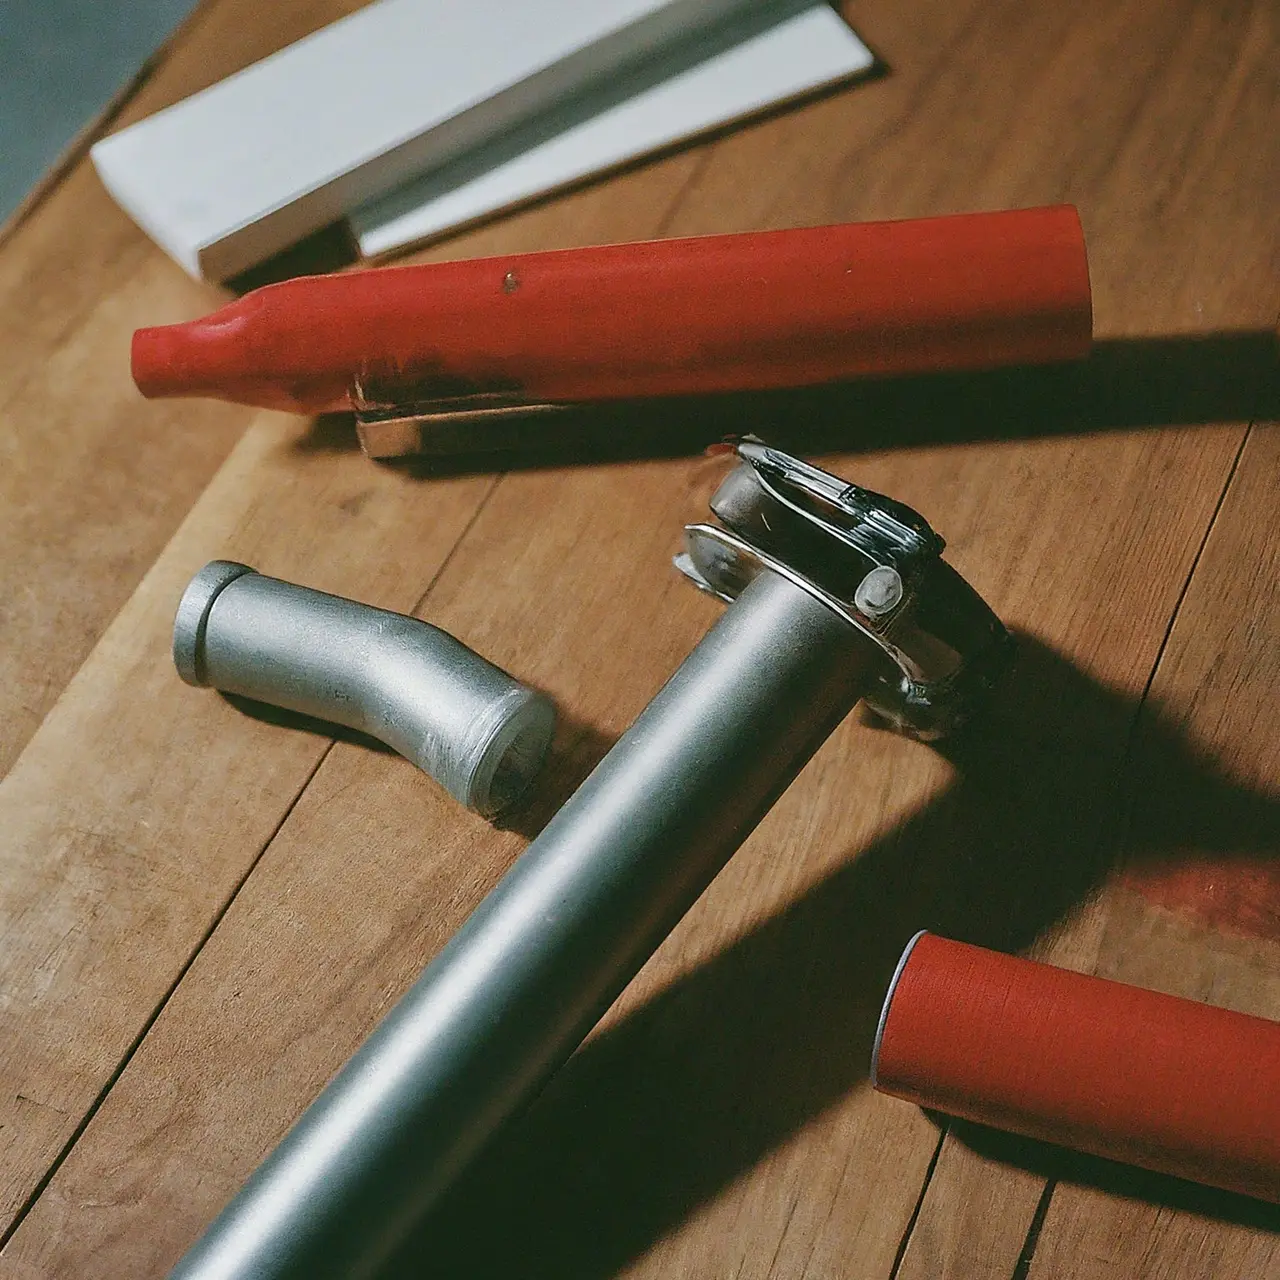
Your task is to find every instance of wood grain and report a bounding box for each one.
[887,0,1280,1272]
[0,0,371,778]
[1019,423,1280,1279]
[0,0,1277,1277]
[0,410,495,1236]
[0,3,745,1257]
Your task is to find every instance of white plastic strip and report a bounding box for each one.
[89,0,759,280]
[352,5,873,257]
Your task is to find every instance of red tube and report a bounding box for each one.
[873,933,1280,1203]
[131,207,1091,414]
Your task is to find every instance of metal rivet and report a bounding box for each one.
[854,566,903,617]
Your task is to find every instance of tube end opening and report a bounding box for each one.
[464,690,557,819]
[173,560,257,686]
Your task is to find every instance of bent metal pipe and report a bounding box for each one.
[170,442,1011,1280]
[173,563,557,818]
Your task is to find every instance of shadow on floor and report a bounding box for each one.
[292,328,1278,467]
[379,632,1280,1278]
[222,691,616,841]
[947,1120,1280,1236]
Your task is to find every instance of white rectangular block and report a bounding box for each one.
[351,5,874,257]
[90,0,758,280]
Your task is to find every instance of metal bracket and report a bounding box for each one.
[676,440,1012,738]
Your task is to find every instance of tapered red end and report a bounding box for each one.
[132,323,189,398]
[132,320,250,402]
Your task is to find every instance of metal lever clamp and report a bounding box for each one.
[676,440,1013,739]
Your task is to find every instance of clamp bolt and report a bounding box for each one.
[855,566,904,618]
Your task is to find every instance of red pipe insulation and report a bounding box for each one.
[872,933,1280,1203]
[131,206,1091,415]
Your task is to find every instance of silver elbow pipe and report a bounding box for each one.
[173,561,555,817]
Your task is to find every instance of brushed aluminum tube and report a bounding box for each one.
[173,561,555,817]
[170,570,876,1280]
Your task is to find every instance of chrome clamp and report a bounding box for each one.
[676,440,1013,739]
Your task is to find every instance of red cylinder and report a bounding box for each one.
[873,933,1280,1203]
[131,207,1091,414]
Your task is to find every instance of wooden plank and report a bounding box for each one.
[0,0,368,779]
[883,0,1280,1271]
[613,0,1280,1267]
[0,143,716,1248]
[900,432,1280,1280]
[0,12,738,1253]
[1017,421,1280,1279]
[0,0,712,1231]
[3,2,1279,1279]
[0,426,1243,1276]
[0,410,497,1238]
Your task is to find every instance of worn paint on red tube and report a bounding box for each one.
[873,933,1280,1203]
[131,207,1092,415]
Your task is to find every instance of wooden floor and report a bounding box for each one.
[2,1,1278,1276]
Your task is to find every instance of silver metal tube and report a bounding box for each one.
[171,570,876,1280]
[173,562,556,817]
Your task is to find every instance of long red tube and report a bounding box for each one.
[873,933,1280,1203]
[131,207,1091,414]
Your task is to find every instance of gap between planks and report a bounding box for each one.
[0,470,506,1255]
[893,402,1266,1278]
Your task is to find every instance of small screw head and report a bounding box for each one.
[854,566,904,618]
